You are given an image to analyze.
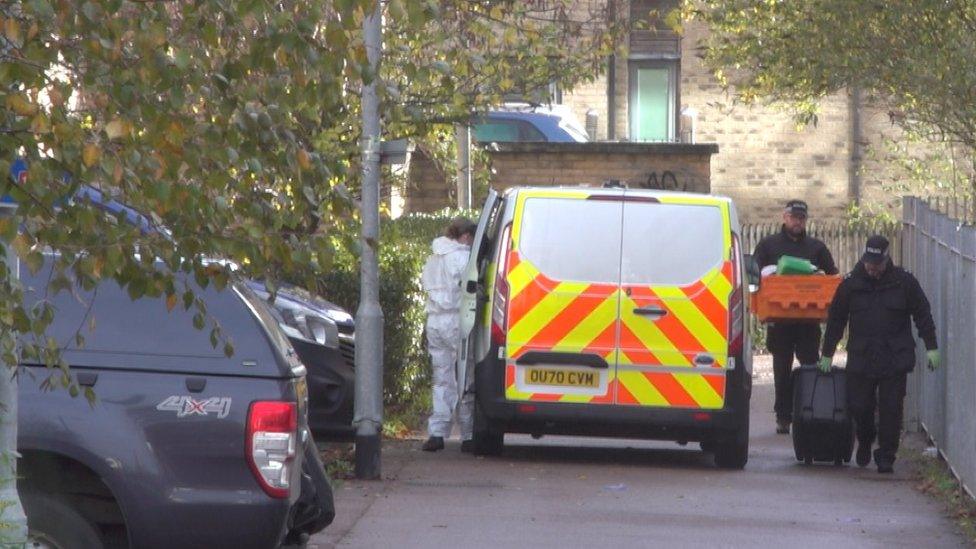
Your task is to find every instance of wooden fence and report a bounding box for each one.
[740,221,902,276]
[741,220,902,351]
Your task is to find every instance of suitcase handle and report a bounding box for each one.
[803,366,847,422]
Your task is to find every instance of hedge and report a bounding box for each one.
[319,209,476,418]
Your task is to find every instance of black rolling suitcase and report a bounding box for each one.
[792,365,854,465]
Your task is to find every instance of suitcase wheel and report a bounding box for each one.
[803,456,813,465]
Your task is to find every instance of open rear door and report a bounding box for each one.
[457,188,500,400]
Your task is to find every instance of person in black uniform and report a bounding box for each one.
[819,235,939,473]
[753,199,838,434]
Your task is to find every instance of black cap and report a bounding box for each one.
[785,199,808,217]
[862,235,890,264]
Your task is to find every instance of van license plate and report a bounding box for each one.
[525,368,600,388]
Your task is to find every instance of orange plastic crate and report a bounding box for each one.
[750,274,842,322]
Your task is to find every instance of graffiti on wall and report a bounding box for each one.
[635,170,688,191]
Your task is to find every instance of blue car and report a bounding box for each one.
[473,109,589,143]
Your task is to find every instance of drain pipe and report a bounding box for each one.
[849,85,863,205]
[607,0,617,140]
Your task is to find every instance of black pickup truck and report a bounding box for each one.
[17,263,334,548]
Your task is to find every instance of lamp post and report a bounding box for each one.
[354,0,385,480]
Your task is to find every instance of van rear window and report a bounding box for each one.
[621,203,725,286]
[518,198,622,283]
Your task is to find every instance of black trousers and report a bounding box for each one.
[766,323,821,421]
[847,372,908,463]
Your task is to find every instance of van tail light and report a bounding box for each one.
[491,223,512,347]
[728,233,745,359]
[246,401,298,499]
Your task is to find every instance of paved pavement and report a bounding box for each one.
[312,356,966,548]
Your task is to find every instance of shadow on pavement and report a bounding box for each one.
[489,439,717,470]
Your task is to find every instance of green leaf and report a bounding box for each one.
[49,274,72,295]
[12,307,30,332]
[81,2,99,22]
[127,280,145,301]
[174,49,191,70]
[27,0,56,19]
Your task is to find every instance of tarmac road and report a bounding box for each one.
[312,356,966,548]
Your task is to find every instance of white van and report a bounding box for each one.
[458,186,753,468]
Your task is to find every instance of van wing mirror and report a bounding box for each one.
[744,254,761,288]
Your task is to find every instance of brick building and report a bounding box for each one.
[559,0,902,222]
[406,0,904,222]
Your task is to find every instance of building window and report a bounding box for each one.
[629,60,677,142]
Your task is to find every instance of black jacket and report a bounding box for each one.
[753,227,838,275]
[821,261,937,376]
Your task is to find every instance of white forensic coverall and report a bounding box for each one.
[421,236,474,440]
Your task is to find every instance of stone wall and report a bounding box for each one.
[486,142,716,193]
[403,148,453,214]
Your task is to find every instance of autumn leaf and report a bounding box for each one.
[6,94,36,117]
[297,149,312,171]
[3,17,21,46]
[47,87,65,107]
[105,119,129,140]
[82,144,101,167]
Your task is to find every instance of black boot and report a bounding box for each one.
[856,441,872,467]
[875,449,894,473]
[422,436,444,452]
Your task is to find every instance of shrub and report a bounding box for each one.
[319,209,476,421]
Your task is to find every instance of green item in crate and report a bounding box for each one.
[776,255,817,275]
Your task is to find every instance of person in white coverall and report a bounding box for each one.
[421,217,477,452]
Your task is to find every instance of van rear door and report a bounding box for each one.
[458,188,501,399]
[503,190,622,404]
[615,195,732,409]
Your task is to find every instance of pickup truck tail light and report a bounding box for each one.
[246,401,298,499]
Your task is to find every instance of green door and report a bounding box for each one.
[633,66,671,142]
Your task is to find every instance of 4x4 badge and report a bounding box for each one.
[157,396,232,419]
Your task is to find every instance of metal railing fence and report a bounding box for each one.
[902,196,976,497]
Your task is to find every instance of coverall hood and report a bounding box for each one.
[431,236,468,256]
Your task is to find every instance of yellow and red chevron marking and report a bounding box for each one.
[615,369,726,409]
[510,283,619,358]
[503,250,619,403]
[615,260,731,408]
[505,251,619,358]
[618,261,732,370]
